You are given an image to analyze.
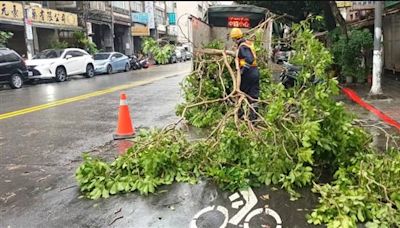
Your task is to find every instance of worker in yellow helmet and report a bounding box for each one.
[230,28,260,121]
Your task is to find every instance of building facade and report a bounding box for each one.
[112,1,132,55]
[0,1,190,57]
[131,1,177,54]
[337,1,375,22]
[0,1,81,58]
[175,1,211,50]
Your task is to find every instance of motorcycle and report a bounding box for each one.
[279,61,323,89]
[279,61,301,89]
[138,56,149,69]
[129,55,142,70]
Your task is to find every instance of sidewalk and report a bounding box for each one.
[344,72,400,121]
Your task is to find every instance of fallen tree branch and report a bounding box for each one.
[195,49,235,57]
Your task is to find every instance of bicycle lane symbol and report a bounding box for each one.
[190,187,282,228]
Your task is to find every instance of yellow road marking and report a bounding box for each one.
[0,71,189,120]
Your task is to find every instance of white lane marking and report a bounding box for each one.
[229,192,240,201]
[216,206,229,228]
[228,187,258,225]
[191,205,215,220]
[190,205,229,228]
[243,208,282,228]
[232,200,244,209]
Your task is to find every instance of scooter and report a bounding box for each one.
[139,56,149,69]
[129,55,142,70]
[279,61,301,89]
[279,61,322,89]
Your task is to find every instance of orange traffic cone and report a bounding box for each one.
[113,92,136,140]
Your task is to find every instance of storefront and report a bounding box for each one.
[131,23,150,54]
[28,5,81,52]
[131,12,150,55]
[0,1,27,55]
[156,24,167,40]
[113,10,132,56]
[86,11,113,52]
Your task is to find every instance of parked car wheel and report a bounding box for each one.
[10,73,23,89]
[55,66,67,82]
[124,63,130,72]
[107,65,113,74]
[85,64,95,78]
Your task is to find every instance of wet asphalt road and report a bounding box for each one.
[0,62,319,228]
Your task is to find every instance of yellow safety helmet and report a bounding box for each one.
[230,28,243,39]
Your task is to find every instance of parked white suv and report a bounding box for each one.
[25,48,95,82]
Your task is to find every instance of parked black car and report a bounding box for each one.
[0,48,29,89]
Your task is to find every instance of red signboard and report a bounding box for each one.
[227,17,250,28]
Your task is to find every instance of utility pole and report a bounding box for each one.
[369,1,383,97]
[128,1,133,55]
[22,1,34,59]
[110,1,115,51]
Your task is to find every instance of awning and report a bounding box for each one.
[206,5,269,28]
[32,22,82,31]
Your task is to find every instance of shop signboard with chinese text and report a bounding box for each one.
[167,12,176,25]
[227,16,250,28]
[29,6,78,27]
[132,12,148,24]
[336,1,353,8]
[0,1,23,21]
[131,25,150,36]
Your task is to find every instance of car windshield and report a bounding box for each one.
[94,53,110,60]
[33,49,64,59]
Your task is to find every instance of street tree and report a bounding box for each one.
[369,1,384,97]
[236,1,347,34]
[0,31,13,47]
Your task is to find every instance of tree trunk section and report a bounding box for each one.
[328,1,348,38]
[320,1,337,31]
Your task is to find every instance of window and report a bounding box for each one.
[71,51,84,57]
[112,1,127,10]
[94,53,110,60]
[64,51,74,58]
[155,1,165,10]
[59,31,73,39]
[90,1,106,11]
[33,49,64,59]
[166,1,174,12]
[155,9,165,24]
[198,4,203,13]
[3,52,20,62]
[131,1,144,12]
[115,53,123,58]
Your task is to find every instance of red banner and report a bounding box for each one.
[341,87,400,131]
[227,17,250,28]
